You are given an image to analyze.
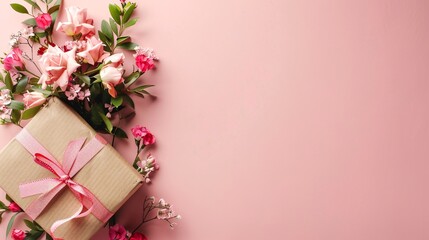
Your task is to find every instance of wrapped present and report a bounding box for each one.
[0,98,143,239]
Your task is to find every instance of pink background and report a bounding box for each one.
[1,0,429,239]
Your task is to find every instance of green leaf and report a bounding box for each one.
[109,18,118,36]
[113,127,128,139]
[0,73,3,83]
[111,96,123,108]
[0,212,4,224]
[10,3,29,14]
[123,3,136,23]
[22,106,41,120]
[24,219,37,230]
[98,31,111,50]
[15,76,28,94]
[109,4,121,24]
[5,73,13,91]
[11,109,21,124]
[74,73,91,85]
[8,101,25,111]
[35,32,47,38]
[22,18,36,26]
[98,112,113,133]
[30,87,52,95]
[124,72,141,86]
[116,36,130,45]
[101,20,113,41]
[0,201,6,209]
[48,5,60,14]
[46,233,53,240]
[6,212,20,238]
[117,42,138,50]
[124,18,138,29]
[122,94,135,109]
[23,0,41,11]
[6,194,13,202]
[131,85,154,93]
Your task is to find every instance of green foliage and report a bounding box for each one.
[15,76,28,94]
[22,18,36,26]
[10,3,28,14]
[23,0,41,11]
[6,212,20,238]
[109,4,121,24]
[117,42,138,50]
[22,106,42,120]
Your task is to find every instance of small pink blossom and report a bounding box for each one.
[3,48,25,72]
[23,92,46,108]
[57,7,95,37]
[38,45,80,91]
[105,103,114,118]
[134,47,157,72]
[8,202,22,212]
[109,224,127,240]
[77,37,109,65]
[129,233,148,240]
[36,13,52,30]
[137,154,159,183]
[0,89,12,106]
[11,229,25,240]
[65,84,90,101]
[131,125,156,145]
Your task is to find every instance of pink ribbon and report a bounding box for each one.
[16,129,113,237]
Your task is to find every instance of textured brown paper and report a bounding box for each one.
[0,98,143,239]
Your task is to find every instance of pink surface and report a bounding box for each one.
[1,0,429,239]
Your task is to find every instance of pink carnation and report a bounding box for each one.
[131,125,156,145]
[11,229,25,240]
[36,13,52,30]
[109,224,127,240]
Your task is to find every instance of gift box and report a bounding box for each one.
[0,98,143,239]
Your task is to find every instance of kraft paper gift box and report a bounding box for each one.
[0,98,143,239]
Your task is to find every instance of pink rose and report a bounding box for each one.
[38,45,80,91]
[131,125,156,145]
[35,13,52,30]
[130,232,148,240]
[3,48,24,72]
[104,53,125,68]
[101,53,125,97]
[109,224,127,240]
[11,229,25,240]
[135,54,155,72]
[8,202,22,212]
[57,7,95,37]
[100,67,124,98]
[23,92,46,108]
[77,37,109,65]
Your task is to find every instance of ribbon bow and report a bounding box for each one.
[16,129,113,237]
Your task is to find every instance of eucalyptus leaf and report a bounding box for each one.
[116,36,130,45]
[113,127,128,139]
[24,219,37,230]
[23,0,41,11]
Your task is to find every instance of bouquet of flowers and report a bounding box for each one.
[0,0,180,239]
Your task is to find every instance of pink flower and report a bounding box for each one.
[77,37,109,65]
[109,224,127,240]
[104,53,125,68]
[0,89,12,107]
[135,55,155,72]
[36,13,52,30]
[8,202,22,212]
[3,48,24,72]
[134,47,157,72]
[131,125,156,145]
[57,7,95,37]
[65,84,90,101]
[100,53,125,97]
[23,92,46,109]
[11,229,25,240]
[100,67,124,98]
[38,45,80,91]
[130,233,148,240]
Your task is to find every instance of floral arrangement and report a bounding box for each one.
[0,0,180,239]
